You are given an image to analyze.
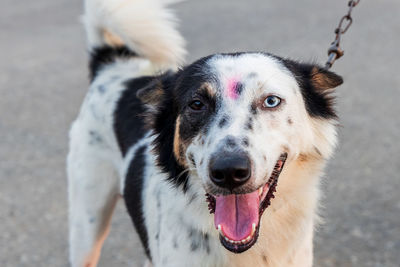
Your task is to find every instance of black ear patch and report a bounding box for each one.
[281,59,343,119]
[136,80,164,105]
[136,71,175,106]
[146,72,191,191]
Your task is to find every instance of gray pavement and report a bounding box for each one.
[0,0,399,266]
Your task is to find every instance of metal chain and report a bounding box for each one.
[325,0,360,69]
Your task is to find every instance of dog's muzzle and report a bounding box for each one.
[205,153,288,253]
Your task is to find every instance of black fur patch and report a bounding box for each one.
[177,85,216,140]
[114,76,154,156]
[280,59,343,119]
[242,137,249,147]
[234,82,244,96]
[250,102,258,115]
[89,45,137,81]
[188,228,210,253]
[188,153,196,166]
[245,117,253,130]
[123,145,151,259]
[88,130,103,145]
[218,115,229,128]
[225,136,237,148]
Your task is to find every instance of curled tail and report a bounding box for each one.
[83,0,186,75]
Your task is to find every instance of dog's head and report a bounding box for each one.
[137,53,342,253]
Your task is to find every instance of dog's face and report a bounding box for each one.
[138,53,342,253]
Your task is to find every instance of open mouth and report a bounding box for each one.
[206,153,287,253]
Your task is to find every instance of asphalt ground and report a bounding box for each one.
[0,0,399,266]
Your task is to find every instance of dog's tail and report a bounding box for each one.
[83,0,186,76]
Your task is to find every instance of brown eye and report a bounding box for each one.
[262,95,281,108]
[189,100,206,111]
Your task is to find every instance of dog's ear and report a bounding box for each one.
[281,60,343,118]
[136,71,176,106]
[309,66,343,90]
[137,71,190,190]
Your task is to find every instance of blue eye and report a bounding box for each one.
[263,96,281,108]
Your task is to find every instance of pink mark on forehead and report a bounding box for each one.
[226,77,241,100]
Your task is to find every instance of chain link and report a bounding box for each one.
[325,0,360,69]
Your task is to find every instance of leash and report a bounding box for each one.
[325,0,360,69]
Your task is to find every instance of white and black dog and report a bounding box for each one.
[68,0,343,266]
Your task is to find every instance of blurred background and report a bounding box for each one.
[0,0,399,266]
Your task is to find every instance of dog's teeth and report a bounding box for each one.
[251,223,256,236]
[258,187,263,196]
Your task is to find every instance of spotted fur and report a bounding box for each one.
[68,1,343,267]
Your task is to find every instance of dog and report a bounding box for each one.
[67,0,343,266]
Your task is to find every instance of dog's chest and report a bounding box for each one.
[140,162,277,267]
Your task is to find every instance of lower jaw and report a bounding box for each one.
[219,221,261,253]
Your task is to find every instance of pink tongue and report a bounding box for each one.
[214,191,259,241]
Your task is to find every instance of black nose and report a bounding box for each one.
[209,153,251,190]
